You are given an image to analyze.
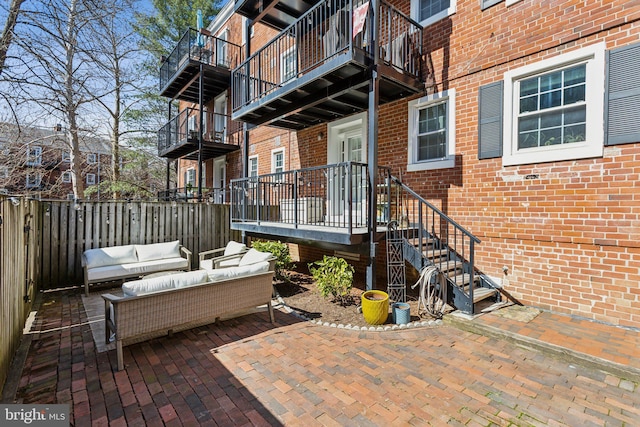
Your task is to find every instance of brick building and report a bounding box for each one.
[0,123,111,200]
[158,1,640,328]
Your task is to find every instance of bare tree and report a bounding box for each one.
[11,0,115,199]
[0,0,26,75]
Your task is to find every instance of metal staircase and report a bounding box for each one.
[384,173,501,315]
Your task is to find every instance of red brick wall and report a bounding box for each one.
[374,0,640,327]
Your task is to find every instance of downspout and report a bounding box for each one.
[366,0,379,291]
[166,100,172,196]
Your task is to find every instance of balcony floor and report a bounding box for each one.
[233,49,423,130]
[161,59,232,103]
[159,136,240,161]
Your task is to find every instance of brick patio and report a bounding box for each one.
[5,287,640,426]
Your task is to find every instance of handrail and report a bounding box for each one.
[159,28,244,92]
[231,0,422,111]
[157,108,242,154]
[389,175,480,243]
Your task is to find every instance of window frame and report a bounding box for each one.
[62,171,72,183]
[26,172,42,188]
[26,146,42,166]
[86,173,96,185]
[411,0,456,28]
[87,153,97,164]
[62,151,71,162]
[407,89,456,171]
[271,148,285,181]
[280,45,297,84]
[0,166,8,179]
[502,43,605,166]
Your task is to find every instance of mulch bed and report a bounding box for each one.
[274,270,431,328]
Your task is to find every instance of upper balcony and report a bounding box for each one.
[231,0,423,129]
[235,0,318,30]
[157,107,242,160]
[159,28,243,103]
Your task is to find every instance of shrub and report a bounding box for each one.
[251,240,295,279]
[308,256,354,306]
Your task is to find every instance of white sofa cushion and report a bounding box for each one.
[86,257,189,283]
[207,260,271,282]
[172,270,209,288]
[84,245,138,269]
[238,249,272,267]
[224,241,247,256]
[135,240,181,262]
[122,275,175,296]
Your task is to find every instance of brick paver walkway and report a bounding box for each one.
[8,289,640,426]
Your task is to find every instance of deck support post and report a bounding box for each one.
[197,63,204,201]
[242,18,252,245]
[366,0,379,292]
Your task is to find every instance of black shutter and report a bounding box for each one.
[605,42,640,146]
[478,81,503,159]
[481,0,503,11]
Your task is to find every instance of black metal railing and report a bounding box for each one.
[231,162,392,233]
[159,28,243,92]
[231,0,422,111]
[387,175,481,309]
[158,186,229,203]
[157,108,243,154]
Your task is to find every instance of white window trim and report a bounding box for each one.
[248,155,258,178]
[86,173,96,185]
[0,166,8,179]
[502,43,605,166]
[185,167,196,187]
[505,0,523,5]
[280,45,297,84]
[62,151,71,162]
[26,172,42,188]
[411,0,456,28]
[62,171,72,183]
[87,153,97,164]
[271,148,285,173]
[27,146,42,166]
[407,89,456,171]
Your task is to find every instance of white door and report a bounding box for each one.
[213,157,226,203]
[327,124,366,224]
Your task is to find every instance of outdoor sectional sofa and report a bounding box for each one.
[82,240,192,296]
[102,248,276,370]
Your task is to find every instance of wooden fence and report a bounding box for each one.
[39,200,240,289]
[1,198,238,393]
[1,196,40,395]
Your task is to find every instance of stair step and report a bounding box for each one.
[423,249,448,259]
[472,287,498,304]
[437,260,463,274]
[450,273,472,286]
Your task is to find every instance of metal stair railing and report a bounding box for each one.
[388,175,483,314]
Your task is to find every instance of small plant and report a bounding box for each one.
[308,256,354,306]
[251,240,295,280]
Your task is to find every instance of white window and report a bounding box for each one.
[26,173,42,188]
[185,168,196,187]
[411,0,456,27]
[502,43,605,166]
[67,194,75,200]
[281,46,297,83]
[62,171,72,183]
[188,114,197,135]
[407,89,456,171]
[62,151,71,162]
[249,156,258,178]
[86,173,96,185]
[87,153,97,164]
[0,166,8,179]
[271,148,285,181]
[216,29,229,67]
[26,146,42,166]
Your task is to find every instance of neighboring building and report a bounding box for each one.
[0,123,112,200]
[158,1,640,328]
